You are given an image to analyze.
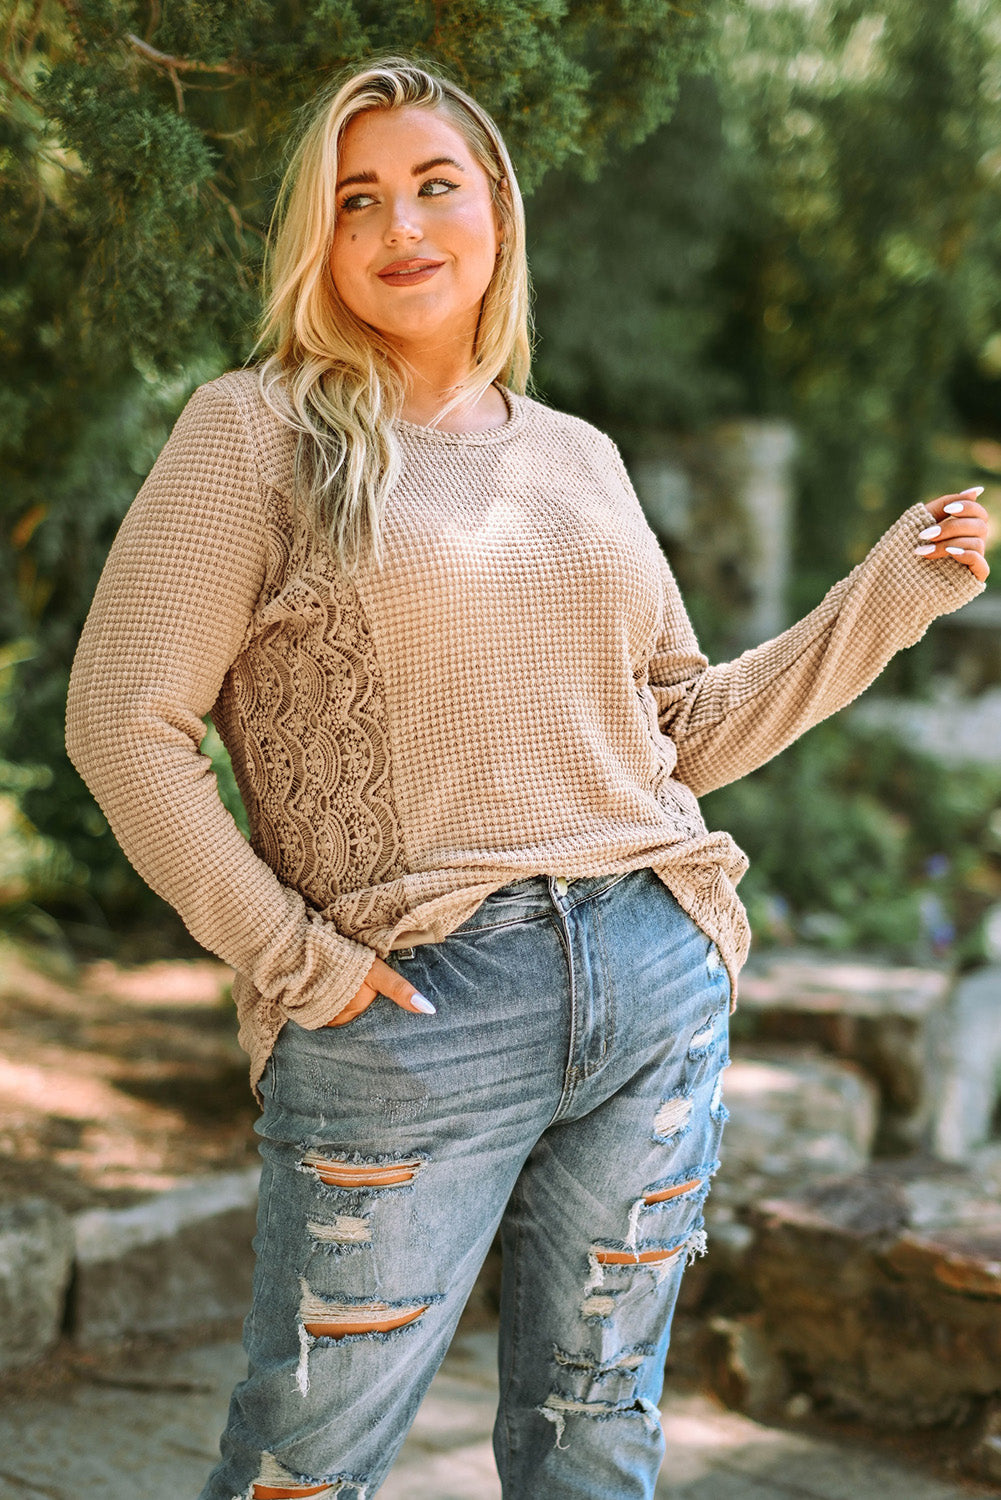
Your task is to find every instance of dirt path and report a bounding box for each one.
[0,937,259,1211]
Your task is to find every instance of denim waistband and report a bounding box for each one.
[450,868,643,935]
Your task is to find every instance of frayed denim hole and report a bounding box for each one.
[640,1166,716,1213]
[552,1341,657,1375]
[709,1057,731,1122]
[295,1144,431,1167]
[250,1450,370,1499]
[687,998,729,1060]
[295,1290,444,1391]
[651,1092,693,1142]
[307,1180,419,1207]
[537,1393,663,1447]
[306,1214,373,1256]
[550,1342,657,1404]
[300,1289,445,1314]
[580,1290,621,1324]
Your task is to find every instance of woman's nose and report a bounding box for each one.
[384,198,422,245]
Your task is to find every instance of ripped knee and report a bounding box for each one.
[301,1301,428,1339]
[301,1152,423,1189]
[251,1451,359,1498]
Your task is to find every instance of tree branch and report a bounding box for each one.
[125,32,248,75]
[57,0,86,61]
[0,56,37,104]
[23,0,46,54]
[206,179,267,245]
[4,0,23,58]
[144,0,160,46]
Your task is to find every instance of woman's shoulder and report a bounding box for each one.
[516,392,612,444]
[185,366,296,494]
[515,393,631,483]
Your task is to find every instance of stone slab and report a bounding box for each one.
[720,1047,878,1181]
[744,1164,1001,1428]
[72,1167,261,1343]
[0,1198,74,1374]
[703,1047,879,1285]
[737,951,951,1151]
[929,966,1001,1162]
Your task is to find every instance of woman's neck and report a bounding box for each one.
[396,341,508,432]
[400,382,508,432]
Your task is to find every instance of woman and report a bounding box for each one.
[65,56,988,1500]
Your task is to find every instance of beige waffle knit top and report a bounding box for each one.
[65,369,984,1096]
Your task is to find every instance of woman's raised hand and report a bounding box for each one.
[324,955,436,1027]
[914,487,990,582]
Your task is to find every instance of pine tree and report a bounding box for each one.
[0,0,719,932]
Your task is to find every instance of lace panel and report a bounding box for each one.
[223,488,409,915]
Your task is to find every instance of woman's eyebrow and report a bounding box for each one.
[335,157,466,195]
[412,156,465,175]
[336,168,377,193]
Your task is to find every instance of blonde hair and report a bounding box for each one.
[258,57,532,574]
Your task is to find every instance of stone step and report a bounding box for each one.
[721,1047,879,1182]
[0,1199,74,1373]
[737,951,1001,1159]
[72,1167,261,1343]
[729,1157,1001,1475]
[701,1047,880,1283]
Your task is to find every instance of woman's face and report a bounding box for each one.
[329,104,503,360]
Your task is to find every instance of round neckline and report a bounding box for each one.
[393,385,526,446]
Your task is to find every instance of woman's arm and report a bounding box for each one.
[650,492,989,798]
[64,380,377,1028]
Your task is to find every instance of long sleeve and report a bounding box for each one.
[64,380,377,1028]
[649,502,987,797]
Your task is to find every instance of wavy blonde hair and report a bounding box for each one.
[258,57,532,574]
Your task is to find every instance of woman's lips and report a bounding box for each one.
[376,259,444,287]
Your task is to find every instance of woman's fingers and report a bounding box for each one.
[923,487,987,523]
[914,526,989,581]
[914,535,990,582]
[323,977,379,1027]
[916,489,991,582]
[323,955,435,1027]
[916,543,991,583]
[371,956,436,1014]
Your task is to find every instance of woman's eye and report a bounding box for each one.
[419,178,459,197]
[340,193,376,214]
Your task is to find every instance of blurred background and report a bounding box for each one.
[4,4,1001,1480]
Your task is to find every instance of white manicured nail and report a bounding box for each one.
[945,546,965,556]
[944,501,965,514]
[918,524,941,539]
[961,487,984,497]
[411,992,436,1014]
[914,545,936,556]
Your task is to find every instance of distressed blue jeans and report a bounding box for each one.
[200,866,731,1500]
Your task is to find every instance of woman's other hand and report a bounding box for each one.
[914,487,990,583]
[324,955,436,1026]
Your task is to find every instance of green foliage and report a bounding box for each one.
[528,71,743,430]
[702,720,1001,961]
[1,0,718,929]
[526,1,1001,582]
[711,0,1001,600]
